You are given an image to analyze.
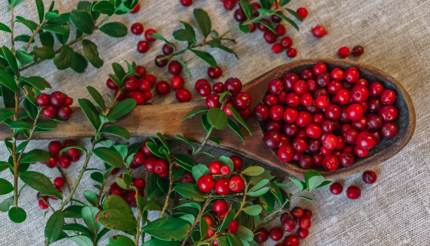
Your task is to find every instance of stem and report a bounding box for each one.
[57,166,72,192]
[256,198,290,228]
[181,198,212,246]
[134,201,143,246]
[160,158,174,217]
[233,180,248,220]
[194,127,213,155]
[10,7,15,52]
[25,21,45,51]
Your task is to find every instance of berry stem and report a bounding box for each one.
[193,126,214,155]
[159,156,175,217]
[181,197,212,246]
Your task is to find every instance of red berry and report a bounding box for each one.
[329,182,343,195]
[48,141,62,156]
[287,48,297,58]
[254,228,269,243]
[38,198,49,210]
[269,227,283,241]
[275,24,286,36]
[352,45,365,57]
[208,161,222,175]
[263,31,277,44]
[356,132,377,150]
[212,200,229,216]
[272,43,284,54]
[137,40,150,53]
[311,25,328,38]
[296,7,308,19]
[50,91,66,107]
[362,170,377,184]
[54,177,65,189]
[345,103,364,122]
[57,106,72,120]
[106,78,118,90]
[46,156,58,168]
[346,185,361,199]
[277,144,294,162]
[215,178,230,195]
[323,154,339,171]
[42,106,57,119]
[180,0,192,6]
[338,46,350,58]
[298,228,309,239]
[171,75,185,90]
[380,89,397,105]
[212,82,225,93]
[168,61,183,75]
[224,78,242,95]
[234,92,252,110]
[153,159,168,175]
[36,93,50,106]
[130,22,144,35]
[381,122,398,138]
[155,81,171,95]
[66,148,81,162]
[228,175,245,193]
[195,79,211,97]
[281,216,297,232]
[144,28,157,42]
[230,156,243,171]
[208,66,223,79]
[284,235,300,246]
[205,95,220,109]
[299,217,311,229]
[130,3,140,13]
[197,174,215,193]
[175,88,192,102]
[281,36,293,48]
[227,220,239,234]
[292,207,304,218]
[380,105,398,122]
[220,165,231,175]
[58,155,71,169]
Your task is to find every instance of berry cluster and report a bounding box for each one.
[36,91,74,120]
[45,139,82,169]
[131,142,169,178]
[196,156,245,194]
[338,45,365,59]
[109,177,146,206]
[197,77,253,119]
[130,21,158,54]
[330,170,378,200]
[255,62,400,171]
[255,206,313,245]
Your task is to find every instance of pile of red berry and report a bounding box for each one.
[131,141,169,178]
[196,156,244,194]
[36,91,74,120]
[197,77,253,119]
[255,62,400,171]
[255,206,313,245]
[45,139,81,169]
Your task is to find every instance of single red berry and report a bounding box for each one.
[346,185,361,199]
[106,78,118,90]
[381,122,398,138]
[212,82,225,93]
[180,0,193,6]
[175,88,192,102]
[272,43,284,54]
[205,95,220,109]
[66,148,81,162]
[338,46,350,58]
[36,93,50,106]
[133,178,145,190]
[54,177,65,189]
[46,156,58,168]
[263,31,277,44]
[234,8,246,22]
[38,198,49,210]
[380,89,397,105]
[323,154,339,171]
[215,178,230,195]
[228,175,245,193]
[50,91,66,107]
[42,106,57,119]
[57,106,72,120]
[281,36,293,48]
[224,78,242,95]
[330,182,343,195]
[284,235,300,246]
[362,170,377,184]
[58,155,71,169]
[154,55,168,67]
[135,65,146,77]
[275,24,286,36]
[48,141,62,156]
[171,75,185,90]
[299,217,311,229]
[352,45,365,57]
[234,92,252,110]
[195,79,211,97]
[208,161,222,175]
[227,220,239,234]
[277,144,295,162]
[197,174,215,193]
[346,103,365,122]
[254,228,269,243]
[297,7,308,19]
[298,228,309,239]
[287,48,297,58]
[270,227,283,241]
[311,25,328,38]
[155,81,171,95]
[137,40,150,53]
[208,66,223,79]
[223,0,237,10]
[130,22,144,35]
[144,28,157,42]
[168,61,183,75]
[130,3,140,13]
[230,156,243,171]
[212,200,229,217]
[220,165,231,175]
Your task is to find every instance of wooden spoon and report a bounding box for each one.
[0,59,416,179]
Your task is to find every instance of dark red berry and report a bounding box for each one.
[42,106,57,119]
[171,75,185,90]
[346,185,361,199]
[168,61,183,75]
[58,155,71,169]
[287,48,297,58]
[137,40,150,53]
[254,228,269,243]
[130,22,144,35]
[330,182,343,195]
[144,28,157,42]
[175,88,192,102]
[362,170,377,184]
[212,199,229,216]
[352,45,365,57]
[269,227,283,241]
[54,177,65,189]
[155,81,171,95]
[36,93,50,106]
[180,0,192,6]
[208,66,223,79]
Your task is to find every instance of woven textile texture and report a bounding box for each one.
[1,0,430,245]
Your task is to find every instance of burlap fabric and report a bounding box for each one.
[0,0,429,245]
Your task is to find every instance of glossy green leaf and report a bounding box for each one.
[247,187,270,197]
[190,49,217,67]
[0,22,11,33]
[98,209,136,235]
[86,86,105,109]
[70,51,88,73]
[42,23,69,34]
[39,32,54,47]
[15,50,33,66]
[0,69,17,92]
[107,235,134,246]
[289,176,305,191]
[218,208,236,232]
[94,147,125,168]
[242,204,262,216]
[239,0,252,19]
[14,34,31,42]
[99,22,128,37]
[45,211,64,243]
[81,206,99,234]
[191,164,209,181]
[143,217,190,241]
[70,10,94,34]
[1,46,18,72]
[8,207,26,223]
[15,16,37,31]
[107,98,136,122]
[241,166,264,176]
[35,0,44,22]
[193,8,211,37]
[78,98,100,129]
[92,1,115,15]
[0,178,13,195]
[69,235,93,246]
[53,46,73,70]
[32,46,55,59]
[207,108,228,130]
[174,183,205,202]
[230,107,252,134]
[0,108,14,123]
[20,76,50,90]
[21,149,50,163]
[82,39,103,68]
[0,197,14,212]
[184,107,207,120]
[102,125,130,139]
[20,171,62,198]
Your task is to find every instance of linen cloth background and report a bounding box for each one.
[0,0,429,245]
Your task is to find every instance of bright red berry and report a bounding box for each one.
[311,25,328,38]
[197,174,215,193]
[228,175,245,193]
[338,46,350,58]
[296,7,308,19]
[346,185,361,199]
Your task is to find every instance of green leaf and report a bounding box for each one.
[70,10,94,34]
[112,62,126,83]
[0,69,17,92]
[275,12,299,31]
[32,46,55,59]
[15,16,38,31]
[179,214,195,225]
[0,161,9,173]
[241,166,264,176]
[207,108,228,130]
[15,50,33,66]
[259,0,274,9]
[42,23,69,34]
[150,32,173,45]
[81,206,99,234]
[184,107,207,120]
[0,178,13,195]
[201,114,211,132]
[63,224,92,238]
[8,207,26,223]
[78,98,101,129]
[308,175,327,191]
[20,76,50,90]
[83,190,98,206]
[249,179,270,192]
[39,32,54,47]
[289,176,305,191]
[143,217,191,241]
[242,204,262,216]
[71,51,88,73]
[82,39,104,68]
[0,197,14,212]
[107,235,134,246]
[107,98,136,121]
[247,187,270,197]
[280,0,291,6]
[92,1,115,15]
[8,120,32,130]
[35,0,44,22]
[175,202,201,211]
[86,86,105,109]
[63,205,83,218]
[174,183,205,202]
[21,149,50,163]
[14,34,31,42]
[173,22,196,43]
[236,225,254,242]
[45,210,64,243]
[98,209,137,235]
[219,155,234,171]
[53,46,73,70]
[102,125,130,139]
[103,195,132,213]
[230,107,252,134]
[208,39,239,59]
[9,0,25,7]
[1,46,18,73]
[190,49,217,67]
[174,153,196,171]
[20,171,62,198]
[0,108,14,123]
[94,147,125,168]
[218,208,236,232]
[191,164,209,181]
[200,215,208,240]
[99,22,128,37]
[193,8,211,38]
[239,0,252,19]
[0,22,11,33]
[317,180,332,189]
[69,235,93,246]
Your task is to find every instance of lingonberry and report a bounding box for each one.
[352,45,365,57]
[297,7,308,19]
[369,82,384,97]
[36,93,50,106]
[57,106,72,120]
[38,198,49,210]
[220,165,231,175]
[208,66,223,79]
[228,175,245,193]
[106,78,118,90]
[153,159,168,175]
[293,138,308,153]
[299,216,311,229]
[338,46,350,58]
[351,85,369,102]
[345,103,364,122]
[54,177,65,189]
[381,122,398,138]
[283,108,298,123]
[144,28,157,42]
[234,92,252,110]
[223,0,237,10]
[277,144,294,162]
[66,148,81,161]
[168,61,183,75]
[213,82,225,93]
[362,170,378,184]
[263,31,277,44]
[154,55,168,67]
[205,95,220,109]
[255,104,270,121]
[354,146,369,158]
[228,220,239,234]
[212,200,229,217]
[270,105,284,121]
[234,8,246,22]
[275,24,286,36]
[215,178,230,195]
[330,67,345,81]
[130,22,144,35]
[46,156,58,168]
[155,81,171,95]
[380,89,397,105]
[282,217,297,232]
[264,94,279,106]
[269,227,283,241]
[208,161,222,175]
[197,174,215,193]
[306,123,322,139]
[195,79,211,97]
[287,48,297,58]
[180,0,192,7]
[133,177,145,189]
[48,141,62,156]
[345,67,360,83]
[130,3,140,13]
[311,25,328,38]
[175,88,192,102]
[58,155,71,169]
[339,152,355,167]
[281,36,293,48]
[330,182,343,195]
[323,154,339,171]
[171,75,185,90]
[269,79,284,95]
[380,105,398,122]
[272,43,284,54]
[137,40,150,53]
[254,228,269,243]
[42,106,57,119]
[346,185,361,199]
[296,111,312,127]
[230,156,243,171]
